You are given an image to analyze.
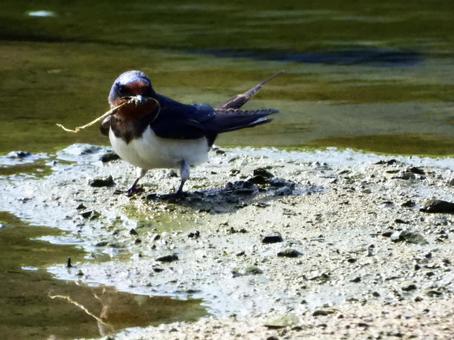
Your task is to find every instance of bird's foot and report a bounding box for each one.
[127,185,143,197]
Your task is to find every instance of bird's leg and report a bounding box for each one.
[127,168,147,196]
[176,160,190,196]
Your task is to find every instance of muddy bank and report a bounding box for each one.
[1,145,453,339]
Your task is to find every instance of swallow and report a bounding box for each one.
[100,70,280,196]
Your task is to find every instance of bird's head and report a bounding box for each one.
[108,70,159,120]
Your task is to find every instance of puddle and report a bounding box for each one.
[0,152,52,177]
[0,212,206,339]
[0,161,52,177]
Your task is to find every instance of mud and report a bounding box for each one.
[1,144,453,339]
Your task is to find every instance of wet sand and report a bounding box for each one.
[1,145,453,339]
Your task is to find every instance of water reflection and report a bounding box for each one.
[192,47,422,66]
[0,212,205,338]
[48,285,205,337]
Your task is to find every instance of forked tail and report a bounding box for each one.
[219,71,283,110]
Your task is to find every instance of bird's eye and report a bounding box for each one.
[116,83,126,94]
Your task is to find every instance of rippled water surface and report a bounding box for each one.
[1,0,454,155]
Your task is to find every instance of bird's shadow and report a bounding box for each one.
[145,174,322,214]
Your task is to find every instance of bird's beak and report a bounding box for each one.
[130,95,144,106]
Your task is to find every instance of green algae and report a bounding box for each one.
[308,134,454,156]
[0,1,454,155]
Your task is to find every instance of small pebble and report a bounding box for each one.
[156,254,179,263]
[262,232,284,244]
[277,249,302,258]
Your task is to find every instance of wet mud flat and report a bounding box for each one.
[1,145,454,339]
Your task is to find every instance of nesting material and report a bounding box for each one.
[56,97,160,133]
[56,101,129,134]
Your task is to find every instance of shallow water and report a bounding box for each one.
[0,212,205,339]
[1,0,454,337]
[1,0,454,155]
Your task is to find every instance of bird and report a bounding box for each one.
[100,70,280,196]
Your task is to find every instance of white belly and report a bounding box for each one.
[109,126,209,169]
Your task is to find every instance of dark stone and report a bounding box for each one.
[80,145,102,155]
[100,151,120,163]
[408,167,425,175]
[7,151,32,159]
[309,272,331,283]
[425,289,443,297]
[277,249,302,258]
[168,170,178,178]
[395,171,416,180]
[153,267,164,273]
[391,230,428,245]
[382,231,393,237]
[253,167,274,178]
[401,282,417,291]
[232,266,263,277]
[230,169,240,176]
[76,203,86,210]
[350,276,361,283]
[244,266,263,275]
[95,241,108,247]
[188,230,200,239]
[402,200,416,208]
[367,244,375,256]
[386,169,400,174]
[227,227,248,234]
[420,199,454,214]
[129,228,138,235]
[89,175,115,187]
[375,159,397,165]
[156,254,179,263]
[80,210,100,220]
[395,219,409,224]
[312,309,336,316]
[262,232,284,244]
[248,175,270,185]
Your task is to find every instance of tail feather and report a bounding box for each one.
[209,108,277,133]
[219,71,283,110]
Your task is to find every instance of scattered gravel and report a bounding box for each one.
[1,144,453,339]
